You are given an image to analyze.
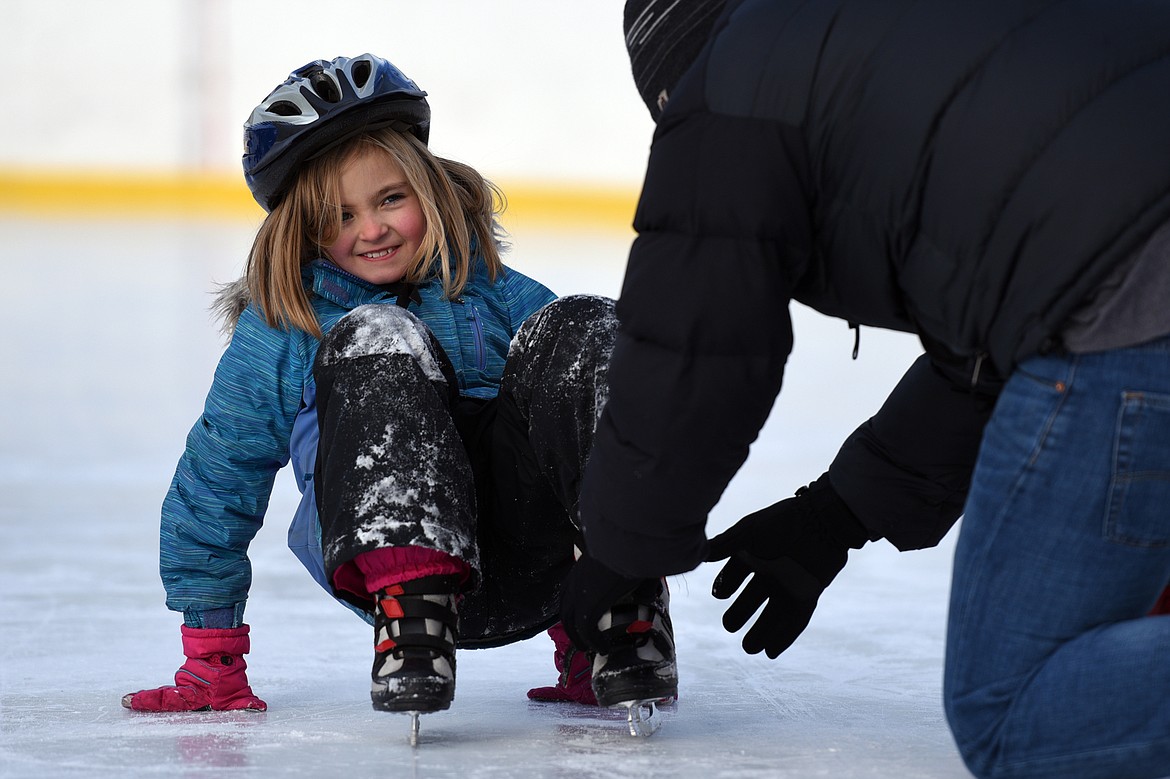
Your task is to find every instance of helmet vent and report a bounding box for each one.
[243,53,431,212]
[310,73,342,103]
[351,59,372,89]
[267,100,302,117]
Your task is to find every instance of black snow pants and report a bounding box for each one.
[312,294,617,648]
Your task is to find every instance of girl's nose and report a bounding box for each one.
[357,213,389,241]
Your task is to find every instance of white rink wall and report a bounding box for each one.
[3,0,654,186]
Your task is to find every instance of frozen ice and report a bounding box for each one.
[0,216,968,777]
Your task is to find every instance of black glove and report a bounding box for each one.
[560,554,644,653]
[706,475,869,658]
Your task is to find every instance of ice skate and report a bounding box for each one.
[370,574,461,744]
[590,578,678,737]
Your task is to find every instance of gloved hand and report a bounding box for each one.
[560,554,644,654]
[707,475,869,658]
[526,622,598,705]
[121,625,267,712]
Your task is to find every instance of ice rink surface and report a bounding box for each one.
[0,215,970,777]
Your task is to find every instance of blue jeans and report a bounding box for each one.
[945,335,1170,779]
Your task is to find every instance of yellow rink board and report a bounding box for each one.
[0,169,639,233]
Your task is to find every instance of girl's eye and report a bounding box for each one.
[383,193,405,206]
[339,211,353,223]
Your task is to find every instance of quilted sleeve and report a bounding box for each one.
[160,305,306,619]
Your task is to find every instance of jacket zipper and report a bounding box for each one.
[459,298,487,371]
[971,351,987,387]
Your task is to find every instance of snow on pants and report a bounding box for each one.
[312,295,617,648]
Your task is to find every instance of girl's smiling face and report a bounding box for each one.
[324,149,426,285]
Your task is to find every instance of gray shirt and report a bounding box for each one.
[1062,221,1170,353]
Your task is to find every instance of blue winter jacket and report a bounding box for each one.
[160,258,556,625]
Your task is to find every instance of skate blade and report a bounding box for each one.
[407,711,421,747]
[614,699,662,737]
[392,701,451,746]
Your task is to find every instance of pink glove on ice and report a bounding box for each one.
[526,622,598,706]
[122,625,267,712]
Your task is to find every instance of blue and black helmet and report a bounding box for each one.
[243,53,430,212]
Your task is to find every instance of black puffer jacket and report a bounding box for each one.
[582,0,1170,577]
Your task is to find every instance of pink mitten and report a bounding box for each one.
[122,625,267,712]
[527,622,598,706]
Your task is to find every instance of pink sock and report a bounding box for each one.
[333,546,470,600]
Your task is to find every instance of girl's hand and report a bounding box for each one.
[122,625,267,712]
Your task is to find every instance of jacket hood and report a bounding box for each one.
[211,277,252,339]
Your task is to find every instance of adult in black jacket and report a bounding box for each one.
[563,2,1170,777]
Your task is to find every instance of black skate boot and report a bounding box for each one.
[590,577,678,736]
[371,573,460,724]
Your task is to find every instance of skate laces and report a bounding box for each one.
[598,579,673,656]
[590,578,678,713]
[370,574,461,715]
[374,574,460,661]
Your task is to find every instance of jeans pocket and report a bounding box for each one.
[1105,391,1170,547]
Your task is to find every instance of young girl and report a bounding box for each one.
[120,53,677,729]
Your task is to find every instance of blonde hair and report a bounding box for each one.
[244,128,507,338]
